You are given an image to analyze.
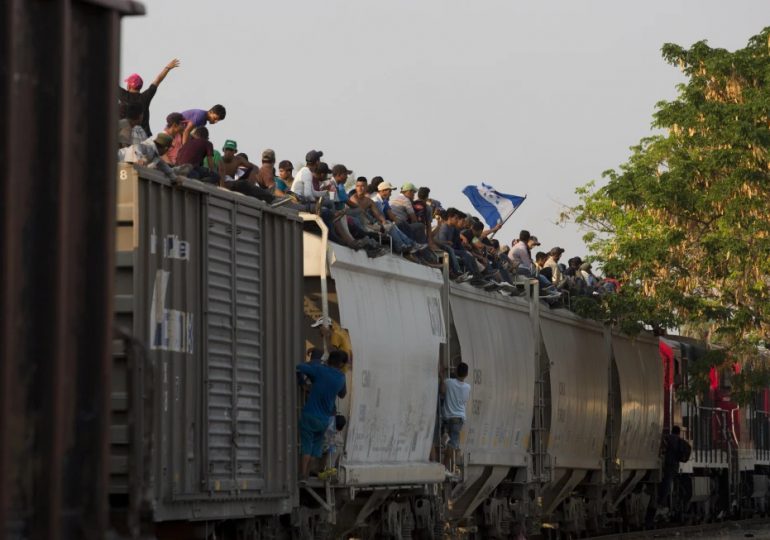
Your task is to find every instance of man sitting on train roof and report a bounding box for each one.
[347,177,415,256]
[163,105,227,166]
[390,183,429,245]
[277,160,294,192]
[296,350,348,481]
[510,231,561,297]
[216,139,276,203]
[117,132,177,182]
[544,246,566,287]
[255,148,282,194]
[175,127,219,185]
[291,150,330,202]
[371,182,427,256]
[434,207,478,281]
[158,112,187,148]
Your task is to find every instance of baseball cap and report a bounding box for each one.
[332,164,353,176]
[222,139,238,151]
[305,149,324,163]
[401,182,417,192]
[154,132,173,148]
[378,181,396,191]
[315,162,331,175]
[124,73,143,90]
[549,247,565,256]
[530,236,541,246]
[261,148,276,162]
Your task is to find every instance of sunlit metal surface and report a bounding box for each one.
[611,333,664,470]
[541,313,609,470]
[450,288,536,468]
[448,288,536,517]
[329,247,446,485]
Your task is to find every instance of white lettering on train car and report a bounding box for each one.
[150,269,194,353]
[163,234,189,260]
[427,296,444,338]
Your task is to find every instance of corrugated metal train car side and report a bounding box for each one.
[1,1,144,538]
[111,166,300,527]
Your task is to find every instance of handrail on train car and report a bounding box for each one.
[299,212,331,358]
[697,405,740,447]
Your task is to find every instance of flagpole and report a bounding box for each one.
[488,195,526,240]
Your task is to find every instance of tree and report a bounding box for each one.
[568,28,770,387]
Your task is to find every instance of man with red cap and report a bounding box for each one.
[119,58,180,136]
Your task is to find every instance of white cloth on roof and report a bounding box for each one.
[117,141,176,180]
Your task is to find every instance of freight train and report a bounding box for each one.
[110,165,770,539]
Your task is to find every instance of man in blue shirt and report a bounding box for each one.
[436,208,479,279]
[297,350,348,479]
[440,362,471,472]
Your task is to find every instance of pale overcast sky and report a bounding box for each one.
[121,1,770,255]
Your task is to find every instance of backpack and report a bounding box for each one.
[678,438,692,463]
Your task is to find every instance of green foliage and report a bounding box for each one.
[568,28,770,394]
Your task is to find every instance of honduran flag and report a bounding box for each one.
[462,183,526,228]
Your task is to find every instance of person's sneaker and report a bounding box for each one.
[366,247,388,258]
[455,272,474,283]
[444,469,460,482]
[318,467,337,481]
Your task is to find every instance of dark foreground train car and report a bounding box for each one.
[1,1,143,538]
[110,165,303,536]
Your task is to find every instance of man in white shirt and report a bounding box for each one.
[440,362,471,472]
[291,149,331,202]
[544,247,565,286]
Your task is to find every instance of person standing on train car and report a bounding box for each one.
[119,58,180,137]
[658,425,683,509]
[440,362,471,473]
[296,351,348,481]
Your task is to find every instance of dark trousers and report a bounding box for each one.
[657,469,676,506]
[226,179,274,203]
[188,165,220,185]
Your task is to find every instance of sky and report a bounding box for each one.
[121,1,770,256]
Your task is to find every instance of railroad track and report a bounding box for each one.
[587,517,770,539]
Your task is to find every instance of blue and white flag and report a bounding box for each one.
[462,183,526,227]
